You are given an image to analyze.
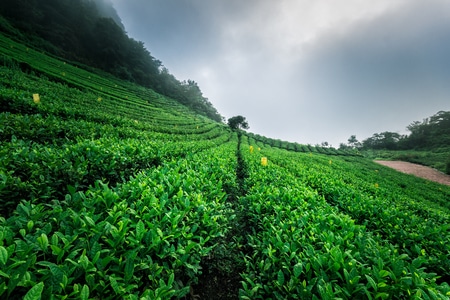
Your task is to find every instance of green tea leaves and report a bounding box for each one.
[85,216,95,227]
[80,284,89,300]
[78,250,90,270]
[23,282,44,300]
[293,263,302,278]
[136,220,145,241]
[0,246,7,265]
[277,270,285,286]
[365,275,377,291]
[109,276,120,295]
[36,233,49,251]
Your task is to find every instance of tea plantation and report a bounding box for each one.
[1,33,449,299]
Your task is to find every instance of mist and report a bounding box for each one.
[110,0,450,146]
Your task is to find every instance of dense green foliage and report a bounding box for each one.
[228,115,249,131]
[360,111,450,151]
[238,139,450,299]
[340,111,450,173]
[0,32,236,298]
[1,33,449,299]
[0,1,222,121]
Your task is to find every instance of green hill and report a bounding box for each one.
[1,27,450,300]
[0,0,222,122]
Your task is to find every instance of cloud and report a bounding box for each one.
[111,0,450,146]
[93,0,125,29]
[291,0,450,142]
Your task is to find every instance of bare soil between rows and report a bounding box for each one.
[375,160,450,186]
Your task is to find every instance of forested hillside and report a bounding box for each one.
[360,111,450,150]
[0,0,222,121]
[338,111,450,174]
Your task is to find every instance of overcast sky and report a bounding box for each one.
[109,0,450,146]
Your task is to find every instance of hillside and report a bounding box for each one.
[0,0,222,122]
[1,31,450,299]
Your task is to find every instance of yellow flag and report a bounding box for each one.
[261,157,268,166]
[33,94,40,104]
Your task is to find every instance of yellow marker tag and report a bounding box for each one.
[261,157,268,166]
[249,146,254,153]
[33,94,40,104]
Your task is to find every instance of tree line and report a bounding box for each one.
[0,0,222,122]
[340,111,450,151]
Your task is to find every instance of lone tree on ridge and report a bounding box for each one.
[227,115,249,131]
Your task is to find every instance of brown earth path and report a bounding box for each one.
[375,160,450,186]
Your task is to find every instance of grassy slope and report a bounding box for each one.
[1,32,449,299]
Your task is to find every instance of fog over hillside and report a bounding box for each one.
[91,0,124,30]
[111,0,450,146]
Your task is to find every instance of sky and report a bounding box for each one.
[109,0,450,147]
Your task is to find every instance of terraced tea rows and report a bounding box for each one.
[1,33,449,299]
[238,141,449,298]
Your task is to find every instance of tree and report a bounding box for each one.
[347,135,361,149]
[362,131,402,150]
[338,143,351,150]
[227,115,249,130]
[405,111,450,148]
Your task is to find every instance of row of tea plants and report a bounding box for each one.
[237,140,450,299]
[1,31,449,299]
[0,142,238,298]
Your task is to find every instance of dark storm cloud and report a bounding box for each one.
[110,0,450,146]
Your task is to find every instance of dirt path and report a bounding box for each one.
[375,160,450,186]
